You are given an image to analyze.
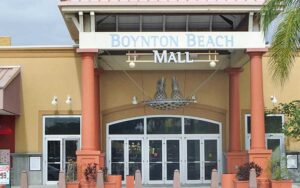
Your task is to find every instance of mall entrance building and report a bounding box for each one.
[2,0,298,187]
[57,0,271,186]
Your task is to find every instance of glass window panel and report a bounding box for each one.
[167,140,179,162]
[149,140,162,162]
[111,163,124,180]
[149,163,162,180]
[129,140,142,162]
[111,141,124,162]
[129,163,142,176]
[247,116,251,133]
[266,116,283,133]
[187,163,200,180]
[204,140,217,161]
[147,117,181,134]
[267,139,281,158]
[109,119,144,135]
[204,162,218,180]
[184,118,219,134]
[247,115,283,133]
[48,141,60,163]
[65,140,78,163]
[45,117,80,135]
[187,140,200,162]
[48,164,60,181]
[167,163,180,180]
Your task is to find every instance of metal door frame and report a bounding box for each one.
[107,115,222,185]
[245,114,285,153]
[44,137,80,184]
[145,136,182,184]
[108,136,144,183]
[42,115,82,185]
[183,135,221,184]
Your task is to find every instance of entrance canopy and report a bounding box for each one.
[59,0,266,70]
[0,66,21,115]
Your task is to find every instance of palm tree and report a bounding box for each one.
[260,0,300,85]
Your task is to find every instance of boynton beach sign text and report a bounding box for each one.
[80,32,266,50]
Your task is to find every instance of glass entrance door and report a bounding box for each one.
[147,138,180,184]
[203,139,218,182]
[109,138,143,182]
[266,136,284,158]
[46,138,79,184]
[185,138,220,184]
[47,139,61,182]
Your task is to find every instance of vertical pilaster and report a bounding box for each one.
[76,49,104,184]
[94,68,100,150]
[81,50,97,151]
[247,48,271,188]
[227,68,242,152]
[226,68,247,173]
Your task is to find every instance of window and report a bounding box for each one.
[44,116,80,135]
[184,118,219,134]
[109,119,144,135]
[147,117,181,134]
[246,115,283,134]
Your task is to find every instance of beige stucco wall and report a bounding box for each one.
[1,47,298,153]
[263,53,300,152]
[100,70,229,152]
[0,48,82,153]
[0,48,231,153]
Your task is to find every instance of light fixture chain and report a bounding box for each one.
[123,70,152,99]
[188,59,223,97]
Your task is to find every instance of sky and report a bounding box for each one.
[0,1,280,46]
[0,0,73,45]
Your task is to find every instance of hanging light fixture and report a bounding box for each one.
[126,50,219,66]
[144,77,196,110]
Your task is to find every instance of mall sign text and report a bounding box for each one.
[80,32,266,50]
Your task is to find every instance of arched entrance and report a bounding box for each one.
[107,115,222,185]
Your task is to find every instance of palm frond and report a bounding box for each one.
[260,0,300,33]
[268,6,300,85]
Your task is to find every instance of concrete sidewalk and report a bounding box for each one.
[9,184,300,188]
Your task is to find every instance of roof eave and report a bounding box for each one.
[59,5,264,14]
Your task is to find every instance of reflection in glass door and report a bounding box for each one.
[166,140,180,181]
[187,140,200,181]
[267,137,284,158]
[149,140,163,182]
[148,139,180,184]
[47,140,61,182]
[107,116,222,185]
[203,139,218,182]
[110,139,143,182]
[128,140,142,176]
[46,138,79,184]
[65,140,80,171]
[185,138,219,183]
[111,140,125,180]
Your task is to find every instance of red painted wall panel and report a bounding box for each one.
[0,115,15,153]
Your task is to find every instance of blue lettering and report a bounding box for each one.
[226,35,234,47]
[186,34,196,47]
[122,36,130,47]
[215,36,224,47]
[169,36,179,47]
[141,36,150,47]
[160,36,168,47]
[130,35,139,47]
[151,36,159,46]
[206,36,215,47]
[197,36,205,47]
[111,34,120,47]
